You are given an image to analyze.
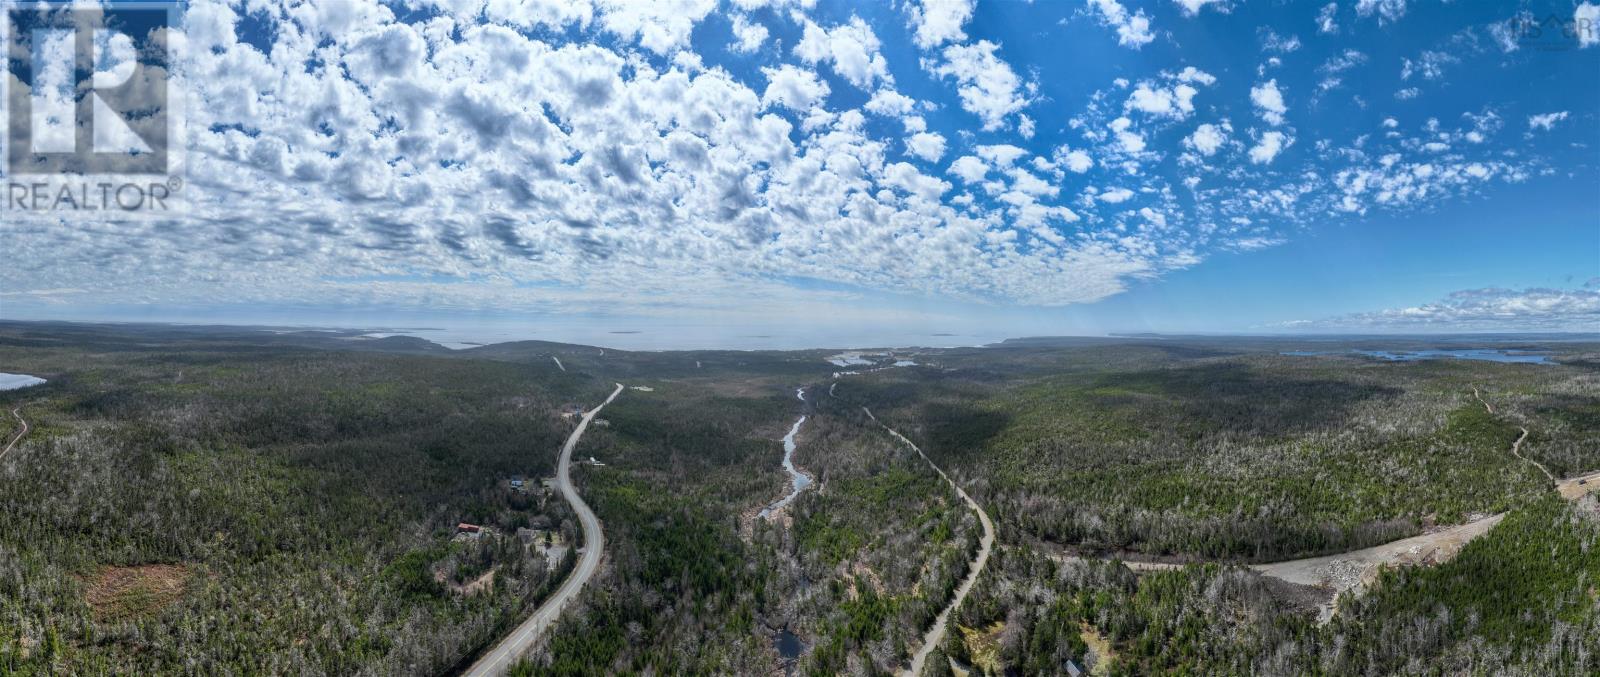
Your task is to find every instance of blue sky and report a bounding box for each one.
[2,0,1596,347]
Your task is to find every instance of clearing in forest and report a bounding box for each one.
[85,564,192,621]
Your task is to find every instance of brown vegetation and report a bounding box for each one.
[85,564,191,621]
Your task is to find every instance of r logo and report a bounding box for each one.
[4,2,172,176]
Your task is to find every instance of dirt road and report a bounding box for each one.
[1471,386,1556,485]
[463,383,624,677]
[1,408,28,459]
[1249,513,1504,622]
[864,408,996,677]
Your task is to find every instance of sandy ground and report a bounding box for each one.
[1249,514,1504,622]
[1557,471,1600,501]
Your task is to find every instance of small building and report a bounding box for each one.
[456,523,482,536]
[592,418,610,427]
[587,456,605,466]
[1065,660,1084,677]
[509,476,525,490]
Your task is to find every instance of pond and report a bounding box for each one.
[773,627,806,662]
[0,373,46,390]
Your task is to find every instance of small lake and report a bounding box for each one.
[774,628,805,661]
[1282,349,1553,365]
[0,373,47,390]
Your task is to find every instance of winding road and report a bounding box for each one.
[1472,386,1552,484]
[1,408,28,460]
[863,408,995,677]
[463,383,624,677]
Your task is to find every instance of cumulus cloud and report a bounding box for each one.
[1058,148,1094,173]
[1528,111,1569,131]
[1312,287,1600,330]
[906,131,947,162]
[907,0,975,49]
[1248,130,1289,164]
[0,0,1569,328]
[729,14,769,53]
[1250,79,1287,125]
[795,17,889,90]
[761,64,830,110]
[1355,0,1406,24]
[1088,0,1156,48]
[1260,30,1301,53]
[1172,0,1228,17]
[596,0,716,54]
[1316,3,1338,33]
[1186,122,1228,156]
[931,40,1031,130]
[1098,187,1136,203]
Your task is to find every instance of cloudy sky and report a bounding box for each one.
[2,0,1596,347]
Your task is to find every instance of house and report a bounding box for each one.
[509,476,525,490]
[456,523,482,537]
[1065,660,1084,677]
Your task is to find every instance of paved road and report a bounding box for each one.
[463,383,624,677]
[1,408,28,459]
[863,408,995,677]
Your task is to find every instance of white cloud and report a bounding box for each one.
[1109,116,1146,153]
[1578,3,1600,48]
[1316,3,1338,33]
[1060,149,1094,173]
[1087,0,1156,49]
[1260,30,1300,53]
[0,0,1564,329]
[907,0,975,50]
[1172,0,1227,17]
[795,17,889,90]
[1250,79,1287,126]
[1099,187,1136,203]
[1127,84,1177,116]
[864,88,915,116]
[906,131,947,162]
[1401,50,1457,81]
[1186,122,1227,156]
[1394,87,1420,100]
[596,0,716,54]
[1528,111,1569,131]
[761,64,831,110]
[1355,0,1406,24]
[947,155,989,183]
[1313,287,1600,330]
[729,14,768,53]
[931,40,1031,130]
[1176,66,1217,86]
[1248,130,1289,164]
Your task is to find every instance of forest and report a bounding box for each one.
[1,322,1596,675]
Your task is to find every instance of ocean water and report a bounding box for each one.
[1282,349,1553,365]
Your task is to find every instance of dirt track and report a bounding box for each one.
[1,408,28,459]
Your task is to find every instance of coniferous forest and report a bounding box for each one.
[1,323,1596,675]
